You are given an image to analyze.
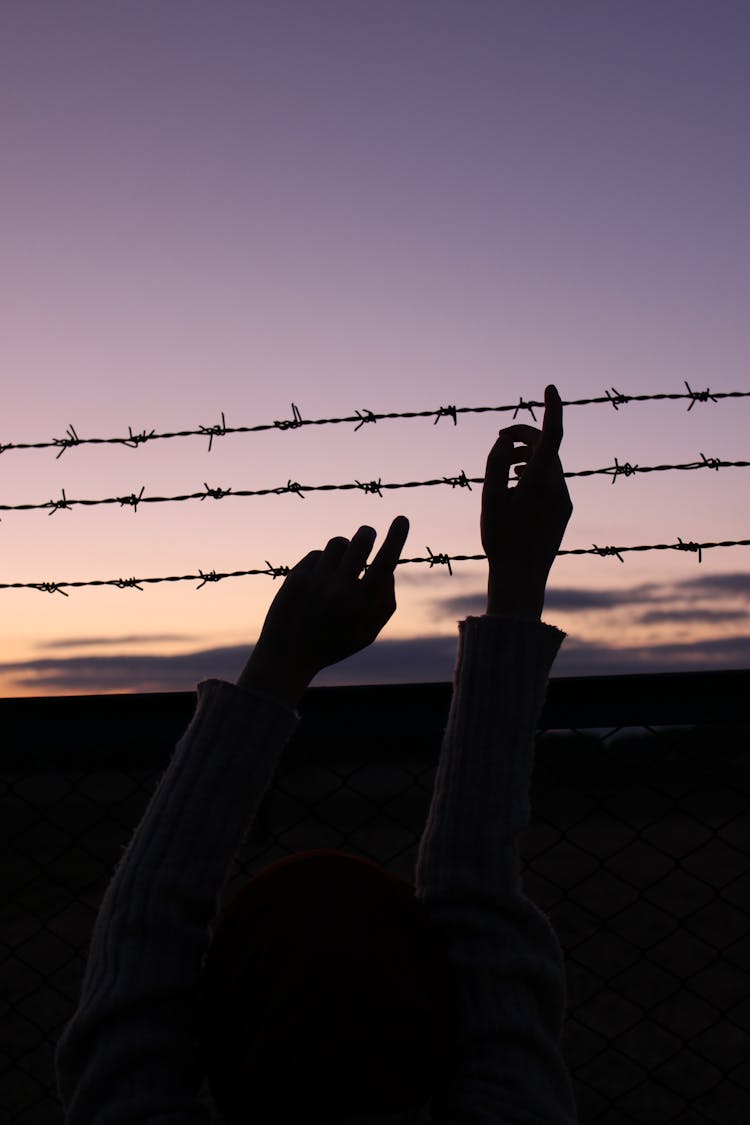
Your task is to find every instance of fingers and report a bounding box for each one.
[362,515,410,588]
[483,386,564,502]
[290,549,322,574]
[305,518,409,586]
[482,429,531,502]
[316,535,350,574]
[338,524,377,577]
[494,423,541,444]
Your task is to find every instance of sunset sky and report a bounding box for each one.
[1,0,748,697]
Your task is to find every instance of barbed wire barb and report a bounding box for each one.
[434,405,458,425]
[605,387,633,410]
[274,403,305,431]
[33,582,69,596]
[426,547,453,575]
[676,537,703,562]
[513,397,537,421]
[54,425,81,460]
[685,381,718,410]
[593,544,625,562]
[355,479,384,497]
[444,470,472,489]
[48,489,72,515]
[280,480,305,499]
[264,561,290,579]
[118,486,146,512]
[611,458,638,483]
[124,426,156,448]
[196,569,223,589]
[199,412,227,452]
[201,483,232,501]
[354,409,378,431]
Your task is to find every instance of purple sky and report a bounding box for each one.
[1,1,748,696]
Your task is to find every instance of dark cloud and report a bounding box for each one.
[636,607,747,625]
[440,585,652,618]
[436,571,750,620]
[439,593,487,618]
[314,637,458,685]
[554,634,750,676]
[39,634,195,650]
[1,647,247,693]
[678,572,750,599]
[2,631,749,694]
[0,639,458,694]
[545,588,621,610]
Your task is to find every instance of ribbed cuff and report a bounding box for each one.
[417,616,565,899]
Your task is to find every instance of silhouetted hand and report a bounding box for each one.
[238,516,410,707]
[481,384,572,618]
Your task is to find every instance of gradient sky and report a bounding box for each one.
[1,0,748,697]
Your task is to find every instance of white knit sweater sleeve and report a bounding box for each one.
[415,616,579,1123]
[54,680,300,1125]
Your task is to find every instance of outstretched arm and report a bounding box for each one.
[416,384,579,1122]
[55,517,409,1125]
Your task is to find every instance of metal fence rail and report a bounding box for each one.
[2,672,749,1124]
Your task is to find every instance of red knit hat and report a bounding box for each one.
[195,849,461,1124]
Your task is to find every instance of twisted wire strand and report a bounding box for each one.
[0,383,746,457]
[2,539,749,595]
[1,455,747,516]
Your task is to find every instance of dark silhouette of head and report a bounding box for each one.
[195,850,461,1123]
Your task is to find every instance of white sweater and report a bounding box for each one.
[55,615,579,1123]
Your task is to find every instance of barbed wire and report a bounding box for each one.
[2,538,748,595]
[1,454,747,517]
[0,383,747,459]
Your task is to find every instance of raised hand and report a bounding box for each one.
[238,516,410,707]
[481,384,572,618]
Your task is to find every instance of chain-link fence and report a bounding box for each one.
[2,674,749,1124]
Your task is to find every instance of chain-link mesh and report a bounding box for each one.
[2,689,749,1124]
